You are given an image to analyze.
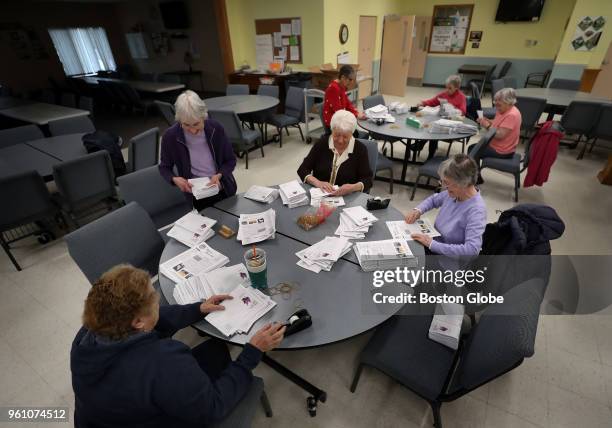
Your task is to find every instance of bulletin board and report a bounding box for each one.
[428,4,473,54]
[255,17,303,65]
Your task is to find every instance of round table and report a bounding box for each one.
[358,112,479,185]
[204,95,279,115]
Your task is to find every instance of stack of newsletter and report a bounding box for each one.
[237,209,276,245]
[160,242,229,283]
[429,119,478,135]
[166,212,217,247]
[386,219,440,241]
[309,187,345,207]
[243,185,279,204]
[188,177,220,200]
[296,236,352,273]
[278,180,309,208]
[354,239,418,271]
[206,285,276,337]
[335,206,378,239]
[428,302,464,350]
[173,263,251,304]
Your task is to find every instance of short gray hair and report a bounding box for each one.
[445,74,462,88]
[330,109,357,134]
[494,87,517,105]
[438,153,479,187]
[174,90,208,122]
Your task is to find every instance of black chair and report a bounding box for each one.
[362,94,385,110]
[60,92,76,108]
[350,278,545,428]
[118,83,156,116]
[0,171,58,271]
[52,151,119,228]
[48,116,95,137]
[469,64,497,98]
[496,61,512,80]
[577,103,612,160]
[226,84,249,96]
[154,100,176,127]
[482,78,506,119]
[360,138,393,194]
[117,166,191,230]
[126,128,160,173]
[480,154,523,202]
[208,109,262,169]
[266,86,305,147]
[0,125,44,149]
[78,96,94,118]
[502,76,518,89]
[362,94,403,158]
[251,85,279,139]
[549,78,581,91]
[39,89,56,104]
[515,96,547,141]
[524,69,551,88]
[559,100,602,148]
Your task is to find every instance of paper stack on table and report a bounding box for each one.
[237,209,276,245]
[419,106,440,115]
[173,263,251,305]
[335,206,378,239]
[244,185,279,204]
[206,285,277,337]
[279,180,309,208]
[166,212,217,247]
[309,187,345,207]
[365,104,395,123]
[295,236,352,273]
[386,219,441,241]
[188,177,220,200]
[428,302,465,350]
[353,239,418,272]
[160,242,229,283]
[429,119,478,134]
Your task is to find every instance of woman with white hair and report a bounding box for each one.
[297,110,372,195]
[473,87,522,162]
[405,154,486,256]
[158,90,237,210]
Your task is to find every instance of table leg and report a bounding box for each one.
[262,354,327,417]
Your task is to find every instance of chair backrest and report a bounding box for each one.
[60,92,76,108]
[207,110,243,141]
[490,79,505,104]
[362,94,385,111]
[226,84,249,96]
[358,138,379,180]
[0,124,44,149]
[127,127,160,172]
[468,127,497,161]
[78,96,94,117]
[560,101,602,135]
[257,84,279,98]
[284,86,305,120]
[541,70,552,88]
[118,83,142,106]
[454,278,543,391]
[65,201,165,284]
[0,170,55,231]
[590,103,612,140]
[117,166,190,228]
[484,64,497,82]
[469,81,481,100]
[158,74,181,84]
[52,151,117,212]
[48,116,95,136]
[497,61,512,79]
[515,96,547,132]
[549,78,580,91]
[154,100,176,127]
[502,76,518,89]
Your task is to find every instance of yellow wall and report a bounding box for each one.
[555,0,612,67]
[398,0,576,60]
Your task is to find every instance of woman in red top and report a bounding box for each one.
[323,65,365,136]
[418,75,467,159]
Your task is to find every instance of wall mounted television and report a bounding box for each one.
[495,0,546,23]
[159,1,190,29]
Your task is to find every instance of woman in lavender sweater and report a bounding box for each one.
[405,154,486,256]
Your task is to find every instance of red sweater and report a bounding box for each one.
[323,80,358,127]
[422,90,467,115]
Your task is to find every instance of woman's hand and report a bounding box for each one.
[249,323,286,352]
[200,295,233,314]
[357,111,367,120]
[172,176,193,193]
[331,183,358,196]
[312,178,335,193]
[404,209,421,224]
[411,233,433,248]
[207,173,222,187]
[477,117,491,128]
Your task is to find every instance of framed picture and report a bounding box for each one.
[469,31,482,42]
[428,4,474,54]
[471,42,480,49]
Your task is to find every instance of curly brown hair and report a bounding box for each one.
[83,264,157,340]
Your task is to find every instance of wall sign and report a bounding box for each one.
[428,4,473,54]
[571,16,606,51]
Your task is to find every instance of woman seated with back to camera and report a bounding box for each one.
[297,109,372,196]
[71,264,285,428]
[405,154,486,257]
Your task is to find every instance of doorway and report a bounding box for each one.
[379,15,414,97]
[358,16,377,99]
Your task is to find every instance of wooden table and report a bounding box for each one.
[0,103,90,126]
[79,76,185,93]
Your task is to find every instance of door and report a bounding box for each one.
[591,42,612,98]
[358,16,377,99]
[379,15,414,96]
[407,16,431,86]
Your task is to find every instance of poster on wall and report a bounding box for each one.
[428,5,474,54]
[571,16,606,51]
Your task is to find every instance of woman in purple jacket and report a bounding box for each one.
[405,154,487,256]
[159,90,237,211]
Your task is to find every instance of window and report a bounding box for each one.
[48,27,116,76]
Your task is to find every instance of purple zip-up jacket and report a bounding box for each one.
[158,120,237,200]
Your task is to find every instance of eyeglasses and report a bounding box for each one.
[438,179,458,189]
